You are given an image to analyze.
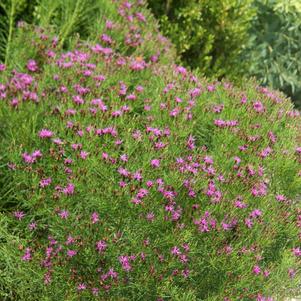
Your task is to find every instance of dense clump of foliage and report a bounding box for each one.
[243,0,301,108]
[147,0,301,108]
[0,0,125,64]
[1,0,300,106]
[0,0,300,300]
[147,0,255,80]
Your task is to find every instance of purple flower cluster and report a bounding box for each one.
[1,0,300,300]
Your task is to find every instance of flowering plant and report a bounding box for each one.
[0,1,300,300]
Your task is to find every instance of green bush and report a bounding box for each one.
[148,0,301,108]
[0,0,147,65]
[147,0,255,79]
[0,0,300,300]
[243,0,301,108]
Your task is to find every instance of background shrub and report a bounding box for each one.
[243,0,301,108]
[148,0,301,108]
[147,0,255,80]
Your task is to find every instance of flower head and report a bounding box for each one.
[39,129,53,138]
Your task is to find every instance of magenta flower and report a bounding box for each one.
[22,149,42,164]
[58,210,69,219]
[22,248,32,261]
[235,200,247,209]
[130,59,146,71]
[292,247,301,257]
[150,159,160,168]
[187,135,195,150]
[135,12,146,22]
[288,268,296,278]
[253,265,261,275]
[263,269,270,277]
[260,147,272,158]
[276,194,286,202]
[182,268,190,278]
[65,235,75,246]
[176,65,187,76]
[52,138,63,145]
[105,20,113,29]
[91,212,99,224]
[136,85,144,92]
[39,129,53,138]
[133,171,142,181]
[190,87,201,98]
[253,101,265,113]
[63,183,75,195]
[96,240,107,253]
[80,151,89,160]
[10,98,19,107]
[207,84,215,92]
[73,95,84,105]
[233,156,241,164]
[146,212,155,222]
[250,209,262,218]
[64,158,73,165]
[119,255,132,271]
[120,154,128,162]
[14,211,25,220]
[251,182,267,197]
[257,295,273,301]
[77,283,86,291]
[27,59,38,72]
[212,104,224,113]
[44,272,52,285]
[244,218,253,229]
[67,249,77,257]
[92,287,99,296]
[268,131,277,143]
[171,246,181,256]
[39,177,52,188]
[32,149,42,158]
[28,222,37,230]
[22,153,35,164]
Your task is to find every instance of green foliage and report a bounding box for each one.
[0,0,124,63]
[148,0,301,107]
[243,0,301,108]
[34,0,102,48]
[0,0,32,64]
[147,0,256,79]
[0,1,300,300]
[1,0,300,107]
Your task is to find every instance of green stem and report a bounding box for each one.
[58,0,82,49]
[5,0,16,65]
[165,0,172,16]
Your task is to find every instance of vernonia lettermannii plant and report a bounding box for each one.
[0,1,300,300]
